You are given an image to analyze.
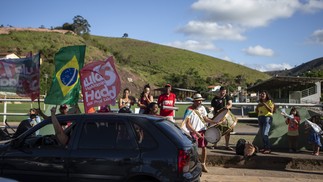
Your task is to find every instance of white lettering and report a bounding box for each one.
[84,85,117,103]
[101,62,116,86]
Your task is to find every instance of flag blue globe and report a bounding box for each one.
[60,68,78,86]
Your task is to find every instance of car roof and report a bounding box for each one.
[55,113,165,122]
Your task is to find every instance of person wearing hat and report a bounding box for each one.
[209,86,233,150]
[157,84,176,122]
[181,93,218,173]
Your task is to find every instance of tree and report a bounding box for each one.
[164,68,208,92]
[72,15,91,35]
[122,33,128,38]
[62,23,74,31]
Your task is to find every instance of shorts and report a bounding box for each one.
[165,116,175,123]
[287,130,299,136]
[190,130,207,148]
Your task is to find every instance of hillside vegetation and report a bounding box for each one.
[266,57,323,77]
[0,29,270,96]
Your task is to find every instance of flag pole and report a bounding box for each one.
[37,51,41,109]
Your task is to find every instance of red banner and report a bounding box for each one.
[80,56,121,113]
[0,53,40,101]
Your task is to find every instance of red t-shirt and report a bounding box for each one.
[158,93,176,116]
[286,115,300,131]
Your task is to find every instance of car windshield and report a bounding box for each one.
[155,120,193,145]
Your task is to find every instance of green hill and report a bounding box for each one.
[0,29,270,96]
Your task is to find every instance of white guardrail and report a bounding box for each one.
[1,98,323,124]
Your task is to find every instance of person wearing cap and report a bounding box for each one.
[209,86,233,150]
[181,93,218,173]
[37,104,69,120]
[157,84,176,122]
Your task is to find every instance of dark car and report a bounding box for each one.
[0,113,201,182]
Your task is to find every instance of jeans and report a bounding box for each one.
[258,116,273,149]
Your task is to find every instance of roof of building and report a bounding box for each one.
[247,76,323,92]
[154,87,197,92]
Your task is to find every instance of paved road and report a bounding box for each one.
[201,166,323,182]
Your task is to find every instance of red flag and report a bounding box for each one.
[0,53,40,101]
[80,56,121,113]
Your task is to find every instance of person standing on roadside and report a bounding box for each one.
[157,84,176,122]
[305,115,322,156]
[138,84,154,114]
[118,88,134,113]
[210,86,233,150]
[181,93,218,173]
[284,107,300,153]
[256,90,275,154]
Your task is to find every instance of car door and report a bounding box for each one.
[68,116,141,182]
[1,117,76,182]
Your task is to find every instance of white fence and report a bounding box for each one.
[1,98,322,124]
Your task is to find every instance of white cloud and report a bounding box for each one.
[191,0,300,27]
[166,40,219,52]
[222,56,233,62]
[243,45,274,57]
[264,63,293,71]
[178,21,246,41]
[310,29,323,44]
[299,0,323,13]
[242,62,293,72]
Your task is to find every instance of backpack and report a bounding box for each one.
[235,138,246,156]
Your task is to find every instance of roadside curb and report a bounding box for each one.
[202,149,323,171]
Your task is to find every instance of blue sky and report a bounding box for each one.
[1,0,323,72]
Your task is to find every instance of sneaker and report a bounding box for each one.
[201,164,209,173]
[225,146,234,151]
[262,149,271,154]
[206,146,216,150]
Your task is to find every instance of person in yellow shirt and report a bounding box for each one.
[255,90,275,154]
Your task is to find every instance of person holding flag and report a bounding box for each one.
[38,45,85,142]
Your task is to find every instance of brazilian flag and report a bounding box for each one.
[45,45,85,105]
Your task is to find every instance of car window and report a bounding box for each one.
[32,118,74,137]
[37,124,55,136]
[155,120,193,145]
[78,120,137,150]
[133,123,157,149]
[21,119,76,149]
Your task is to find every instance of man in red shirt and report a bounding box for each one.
[158,84,176,122]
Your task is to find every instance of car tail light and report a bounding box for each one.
[178,149,190,174]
